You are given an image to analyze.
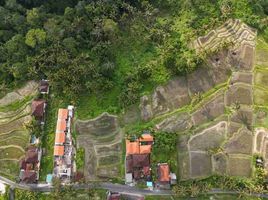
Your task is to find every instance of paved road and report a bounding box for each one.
[0,175,171,195]
[2,175,268,198]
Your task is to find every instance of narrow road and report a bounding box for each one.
[0,175,171,195]
[1,175,268,198]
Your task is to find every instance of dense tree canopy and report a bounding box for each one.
[0,0,267,105]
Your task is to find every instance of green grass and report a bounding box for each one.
[0,146,24,159]
[76,147,85,171]
[76,85,121,120]
[145,194,265,200]
[120,139,126,178]
[0,136,29,148]
[76,28,166,120]
[254,88,268,106]
[0,96,33,112]
[0,160,19,181]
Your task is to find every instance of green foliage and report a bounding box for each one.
[264,27,268,42]
[76,147,85,170]
[151,131,178,179]
[0,95,32,112]
[0,0,267,110]
[173,174,268,198]
[25,28,46,48]
[15,189,41,200]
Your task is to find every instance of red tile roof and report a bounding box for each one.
[139,145,151,154]
[139,134,154,142]
[56,119,67,132]
[58,109,68,120]
[158,164,170,182]
[132,154,150,168]
[126,140,140,155]
[55,132,66,144]
[54,145,64,156]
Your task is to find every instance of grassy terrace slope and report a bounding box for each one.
[0,81,37,180]
[130,19,259,180]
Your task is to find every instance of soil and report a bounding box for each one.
[75,113,123,181]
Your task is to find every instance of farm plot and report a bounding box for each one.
[173,20,257,180]
[75,113,123,181]
[0,81,36,180]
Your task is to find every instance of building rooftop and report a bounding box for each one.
[31,99,46,118]
[139,134,154,142]
[158,163,170,182]
[139,145,151,154]
[54,145,64,156]
[126,140,140,155]
[46,174,53,184]
[58,109,68,120]
[56,120,67,132]
[55,132,66,144]
[39,80,49,94]
[19,171,37,183]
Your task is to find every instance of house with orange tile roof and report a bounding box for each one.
[55,132,66,145]
[53,106,74,181]
[56,119,67,133]
[54,145,64,156]
[155,163,177,189]
[58,108,68,120]
[125,133,154,185]
[126,140,140,155]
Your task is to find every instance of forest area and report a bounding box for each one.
[0,0,267,116]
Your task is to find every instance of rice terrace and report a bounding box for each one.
[0,81,38,180]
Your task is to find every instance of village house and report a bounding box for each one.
[125,133,154,185]
[19,146,42,183]
[156,163,177,189]
[53,106,74,181]
[31,99,47,124]
[39,80,49,94]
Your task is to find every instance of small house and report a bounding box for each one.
[157,163,171,189]
[39,80,49,94]
[31,99,47,124]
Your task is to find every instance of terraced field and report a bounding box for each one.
[0,81,38,180]
[75,113,123,181]
[138,19,262,180]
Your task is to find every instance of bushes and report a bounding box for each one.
[76,147,85,170]
[173,173,267,198]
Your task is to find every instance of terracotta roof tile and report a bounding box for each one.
[126,140,140,155]
[139,134,154,142]
[54,145,64,156]
[158,164,170,182]
[58,109,68,120]
[139,145,151,154]
[56,119,67,132]
[55,132,66,144]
